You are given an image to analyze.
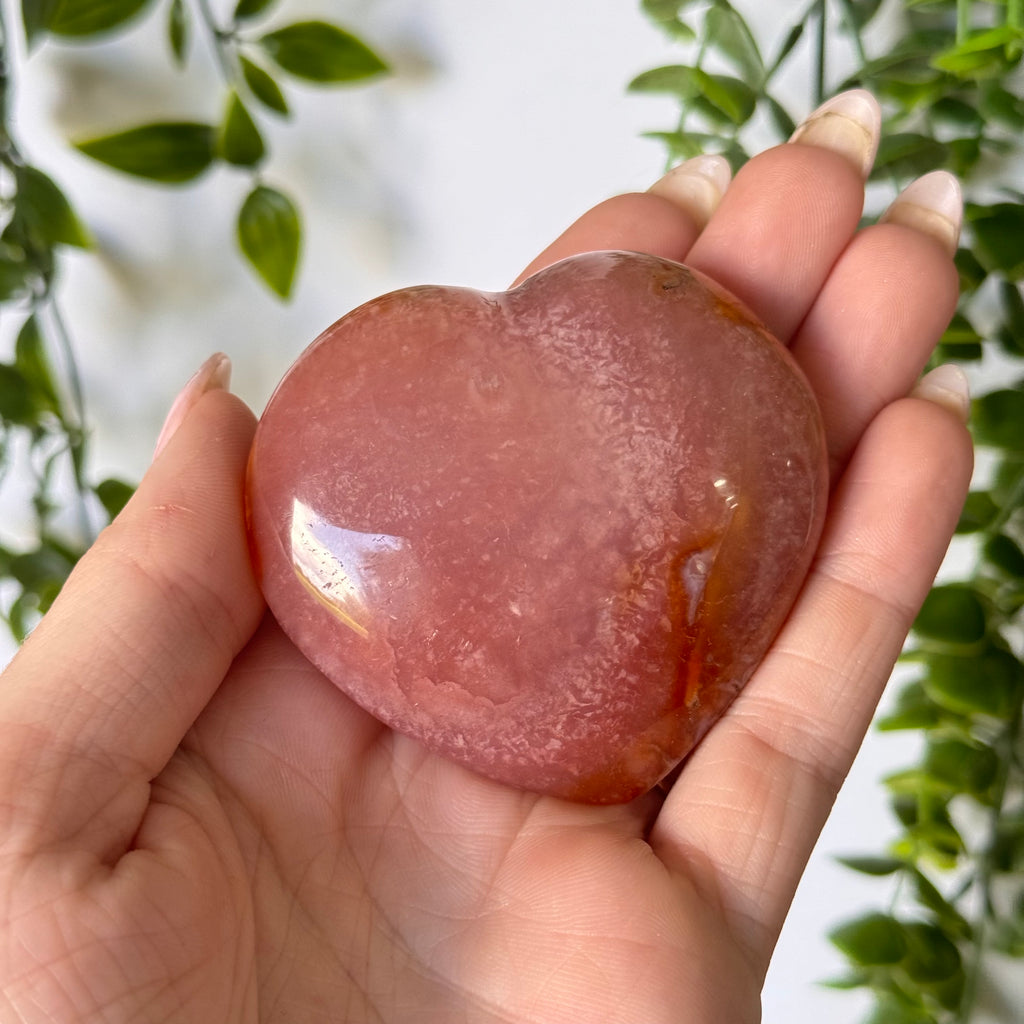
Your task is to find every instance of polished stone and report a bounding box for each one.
[246,251,827,803]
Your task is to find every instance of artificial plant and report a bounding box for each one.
[0,0,387,640]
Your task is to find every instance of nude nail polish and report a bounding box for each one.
[880,171,963,257]
[154,353,232,458]
[789,89,882,178]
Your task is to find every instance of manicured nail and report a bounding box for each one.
[154,352,231,457]
[788,89,881,178]
[648,153,733,228]
[910,364,970,422]
[879,171,962,257]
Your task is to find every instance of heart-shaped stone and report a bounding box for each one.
[246,251,827,803]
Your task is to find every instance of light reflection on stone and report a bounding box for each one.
[290,497,409,639]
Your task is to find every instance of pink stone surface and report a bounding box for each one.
[246,251,827,803]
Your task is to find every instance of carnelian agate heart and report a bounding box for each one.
[246,251,827,803]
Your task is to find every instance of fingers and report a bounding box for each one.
[0,358,263,856]
[512,155,732,286]
[649,393,973,973]
[791,172,963,477]
[514,91,882,352]
[685,91,880,341]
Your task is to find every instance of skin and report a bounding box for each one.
[0,130,972,1023]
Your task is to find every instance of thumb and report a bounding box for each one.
[0,355,264,853]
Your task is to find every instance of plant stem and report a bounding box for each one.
[195,0,237,84]
[957,0,971,45]
[835,0,868,66]
[1010,0,1023,31]
[0,0,94,547]
[956,704,1024,1023]
[814,0,827,106]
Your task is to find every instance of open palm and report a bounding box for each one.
[0,92,973,1024]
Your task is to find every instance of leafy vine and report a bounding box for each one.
[634,1,1024,1020]
[0,0,389,640]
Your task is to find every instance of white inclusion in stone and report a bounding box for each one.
[681,549,713,625]
[290,497,409,639]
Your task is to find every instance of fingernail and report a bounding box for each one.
[788,88,881,178]
[648,153,733,229]
[154,353,232,457]
[910,364,970,422]
[879,171,962,257]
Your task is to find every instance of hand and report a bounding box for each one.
[0,89,972,1024]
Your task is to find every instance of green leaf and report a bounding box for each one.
[629,65,701,99]
[984,533,1024,577]
[75,122,217,184]
[631,66,756,125]
[8,543,75,608]
[167,0,188,65]
[885,766,952,799]
[948,136,983,178]
[640,0,698,40]
[6,591,38,644]
[972,388,1024,449]
[94,478,135,521]
[829,912,907,965]
[835,854,905,876]
[0,249,32,301]
[14,165,91,249]
[924,736,999,795]
[930,96,984,131]
[21,0,59,48]
[699,72,757,125]
[956,490,998,533]
[233,0,277,22]
[842,0,886,29]
[258,21,388,84]
[240,55,289,116]
[935,340,983,363]
[932,26,1024,78]
[767,22,804,77]
[640,0,700,15]
[998,280,1024,354]
[764,95,796,138]
[980,82,1024,129]
[871,132,949,179]
[966,202,1024,279]
[862,991,936,1024]
[641,130,707,162]
[940,312,982,347]
[991,813,1024,872]
[0,364,37,425]
[219,93,266,167]
[819,970,872,990]
[913,584,987,647]
[923,649,1024,720]
[705,5,763,81]
[901,922,962,983]
[954,246,988,293]
[14,316,59,414]
[877,680,944,731]
[991,454,1024,506]
[843,37,940,92]
[237,185,301,299]
[910,868,974,940]
[38,0,153,38]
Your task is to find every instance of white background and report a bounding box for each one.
[4,0,1019,1020]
